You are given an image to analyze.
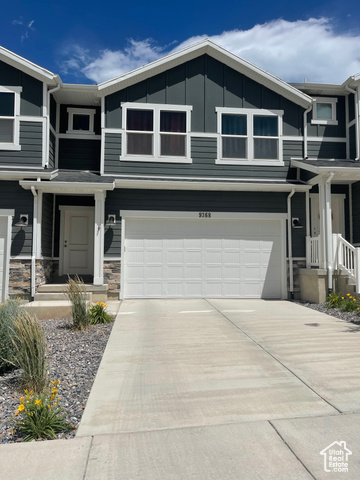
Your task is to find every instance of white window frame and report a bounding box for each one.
[0,86,22,151]
[311,97,338,125]
[120,102,192,163]
[66,107,96,134]
[216,107,284,166]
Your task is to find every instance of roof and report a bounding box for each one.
[98,39,313,109]
[291,158,360,182]
[0,46,59,86]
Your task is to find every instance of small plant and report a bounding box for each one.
[0,298,22,373]
[66,275,90,330]
[13,380,72,441]
[10,312,48,393]
[326,293,360,314]
[89,301,114,325]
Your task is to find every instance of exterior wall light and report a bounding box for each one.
[15,214,28,227]
[106,214,116,225]
[292,217,303,228]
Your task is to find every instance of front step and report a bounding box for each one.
[34,292,91,301]
[22,300,74,320]
[36,284,108,302]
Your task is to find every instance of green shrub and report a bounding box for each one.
[13,381,72,441]
[0,299,23,373]
[89,301,114,325]
[326,293,360,313]
[65,275,90,330]
[10,312,48,393]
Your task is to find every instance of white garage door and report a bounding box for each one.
[123,216,285,299]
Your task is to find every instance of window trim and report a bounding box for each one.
[0,86,22,151]
[120,102,193,163]
[216,107,284,166]
[311,97,338,125]
[66,107,96,134]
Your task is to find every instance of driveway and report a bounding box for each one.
[4,299,360,480]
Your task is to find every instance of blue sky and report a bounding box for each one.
[1,0,360,84]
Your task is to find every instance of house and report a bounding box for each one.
[1,39,360,304]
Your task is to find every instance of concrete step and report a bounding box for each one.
[22,300,73,320]
[36,284,108,302]
[34,292,90,301]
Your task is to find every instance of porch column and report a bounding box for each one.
[318,180,327,269]
[94,191,106,285]
[324,175,334,292]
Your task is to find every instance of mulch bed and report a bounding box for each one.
[0,317,113,443]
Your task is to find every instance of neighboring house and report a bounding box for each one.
[1,39,360,303]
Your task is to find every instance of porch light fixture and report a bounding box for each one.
[15,214,28,227]
[106,214,116,225]
[292,217,303,229]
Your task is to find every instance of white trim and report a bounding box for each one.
[120,102,193,163]
[104,257,121,261]
[10,255,32,260]
[346,93,350,159]
[119,210,287,220]
[58,133,101,140]
[0,211,14,302]
[120,217,125,300]
[66,107,96,134]
[100,129,105,175]
[110,173,297,182]
[0,86,22,150]
[215,107,284,165]
[35,191,43,258]
[0,209,15,217]
[18,116,46,122]
[311,97,338,125]
[284,135,346,143]
[94,192,105,285]
[286,257,306,261]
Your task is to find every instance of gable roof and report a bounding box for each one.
[0,46,59,86]
[98,39,312,108]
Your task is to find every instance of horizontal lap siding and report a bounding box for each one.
[308,141,346,159]
[105,189,288,256]
[0,181,33,256]
[104,133,121,174]
[352,182,360,244]
[58,139,101,171]
[0,122,43,167]
[49,131,56,169]
[41,193,53,258]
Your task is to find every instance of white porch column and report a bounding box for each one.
[318,180,327,269]
[324,177,333,292]
[94,191,106,285]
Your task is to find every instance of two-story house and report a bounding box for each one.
[1,40,360,305]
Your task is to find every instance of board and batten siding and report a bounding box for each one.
[0,121,43,167]
[0,181,33,256]
[58,138,101,171]
[103,133,303,179]
[105,54,305,135]
[306,96,346,139]
[104,189,306,259]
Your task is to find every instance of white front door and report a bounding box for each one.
[60,207,94,276]
[0,213,13,302]
[310,194,345,237]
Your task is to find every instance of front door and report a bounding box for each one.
[60,207,94,275]
[310,194,345,237]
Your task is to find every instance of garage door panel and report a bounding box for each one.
[124,217,284,299]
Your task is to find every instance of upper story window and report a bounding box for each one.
[311,97,338,125]
[121,103,192,163]
[67,108,96,134]
[0,86,21,150]
[216,108,283,165]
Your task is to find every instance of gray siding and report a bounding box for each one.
[348,93,355,122]
[0,181,33,256]
[105,189,292,256]
[291,193,306,257]
[49,130,56,169]
[307,96,346,138]
[352,183,360,243]
[105,54,305,135]
[0,121,43,167]
[307,141,346,159]
[42,193,54,257]
[58,139,101,171]
[349,125,356,160]
[50,95,57,130]
[104,135,303,180]
[0,60,43,115]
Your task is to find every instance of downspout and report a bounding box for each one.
[325,172,334,294]
[303,104,312,159]
[46,84,61,168]
[345,84,360,161]
[287,188,295,299]
[30,186,38,301]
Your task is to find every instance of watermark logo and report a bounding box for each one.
[320,441,352,473]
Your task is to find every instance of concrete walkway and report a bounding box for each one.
[2,299,360,479]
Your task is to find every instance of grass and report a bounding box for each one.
[0,299,22,373]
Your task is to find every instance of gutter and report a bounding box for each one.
[345,84,360,161]
[287,189,295,299]
[30,186,38,301]
[303,104,313,159]
[45,84,61,168]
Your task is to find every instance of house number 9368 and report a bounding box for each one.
[199,212,212,218]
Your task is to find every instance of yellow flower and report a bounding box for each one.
[354,299,356,302]
[29,390,33,395]
[15,411,19,416]
[56,379,60,385]
[333,299,335,302]
[17,297,21,300]
[24,389,28,394]
[51,380,54,385]
[18,404,25,411]
[342,297,344,299]
[52,387,57,394]
[50,394,55,401]
[350,296,353,299]
[97,302,100,305]
[0,303,3,307]
[20,397,24,403]
[35,400,41,406]
[347,293,350,296]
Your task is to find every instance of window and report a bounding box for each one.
[216,108,283,164]
[67,108,95,134]
[121,103,192,163]
[0,86,21,150]
[311,97,338,125]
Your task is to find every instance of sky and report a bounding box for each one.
[1,0,360,85]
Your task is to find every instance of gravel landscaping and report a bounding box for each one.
[298,300,360,324]
[0,317,113,443]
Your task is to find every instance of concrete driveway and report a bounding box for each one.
[3,299,360,479]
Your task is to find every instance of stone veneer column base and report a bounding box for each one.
[287,259,307,300]
[103,260,121,297]
[9,259,31,300]
[36,259,59,287]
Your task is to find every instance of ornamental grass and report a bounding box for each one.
[0,298,22,373]
[65,275,90,330]
[13,380,72,441]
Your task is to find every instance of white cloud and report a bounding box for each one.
[60,18,360,84]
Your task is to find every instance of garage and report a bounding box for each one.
[121,212,286,299]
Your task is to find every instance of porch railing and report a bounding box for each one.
[332,234,360,293]
[306,236,322,268]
